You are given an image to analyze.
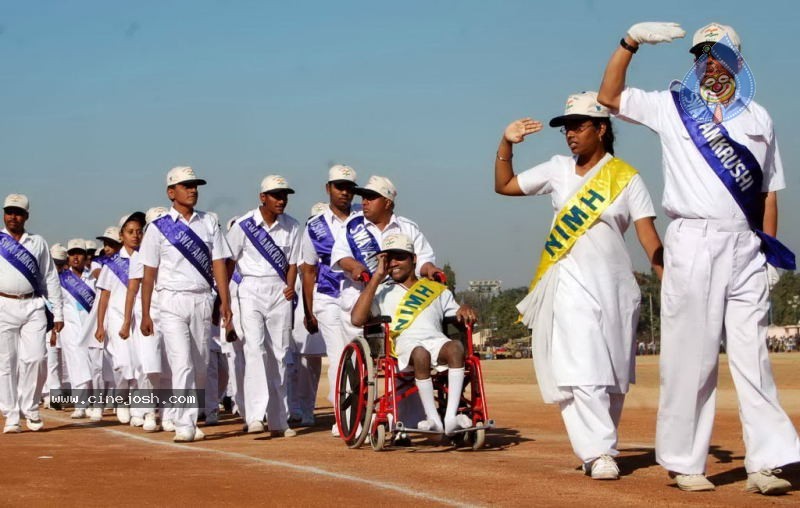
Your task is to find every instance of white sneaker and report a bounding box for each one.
[26,417,44,432]
[174,427,205,442]
[271,428,297,438]
[70,408,87,419]
[247,421,265,434]
[444,414,472,435]
[745,469,791,495]
[331,424,340,437]
[129,416,145,427]
[43,396,51,409]
[417,418,444,433]
[116,407,131,424]
[193,427,205,441]
[88,408,103,422]
[143,413,159,432]
[671,472,715,492]
[3,424,21,434]
[587,455,620,480]
[161,419,175,432]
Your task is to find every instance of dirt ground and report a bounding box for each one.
[2,354,800,507]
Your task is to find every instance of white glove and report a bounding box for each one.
[627,22,686,45]
[766,263,780,291]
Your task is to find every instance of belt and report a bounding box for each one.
[0,291,36,300]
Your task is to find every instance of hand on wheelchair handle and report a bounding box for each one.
[358,271,372,283]
[432,271,447,284]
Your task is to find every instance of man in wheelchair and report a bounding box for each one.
[351,233,477,435]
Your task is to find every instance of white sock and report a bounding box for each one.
[415,378,442,429]
[444,368,469,435]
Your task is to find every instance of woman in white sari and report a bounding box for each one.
[495,91,663,480]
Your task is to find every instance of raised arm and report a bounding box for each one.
[597,22,686,110]
[494,118,542,196]
[351,254,388,327]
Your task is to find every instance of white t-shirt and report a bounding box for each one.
[370,282,459,343]
[617,86,785,220]
[96,248,136,317]
[227,209,301,280]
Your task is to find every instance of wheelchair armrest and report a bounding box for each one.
[442,315,472,332]
[366,316,392,326]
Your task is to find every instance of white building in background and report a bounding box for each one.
[469,280,502,298]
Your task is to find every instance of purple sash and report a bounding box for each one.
[671,88,796,270]
[345,215,380,275]
[307,214,343,297]
[0,232,43,296]
[93,254,109,267]
[153,215,214,287]
[231,269,243,285]
[239,216,289,283]
[105,253,130,287]
[60,269,95,312]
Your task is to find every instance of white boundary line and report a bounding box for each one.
[48,414,478,508]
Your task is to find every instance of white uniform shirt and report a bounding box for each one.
[0,228,63,320]
[227,209,301,280]
[617,86,785,220]
[370,282,459,342]
[96,248,136,316]
[60,268,96,345]
[330,212,436,277]
[139,207,231,291]
[517,153,655,389]
[300,206,361,267]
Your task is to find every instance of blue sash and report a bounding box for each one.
[105,253,130,287]
[307,214,343,297]
[345,216,380,275]
[60,269,95,312]
[238,216,289,283]
[231,269,243,285]
[153,215,215,287]
[93,254,109,267]
[0,232,43,296]
[671,88,796,270]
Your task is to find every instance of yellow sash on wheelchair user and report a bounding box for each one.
[389,279,446,356]
[527,157,638,293]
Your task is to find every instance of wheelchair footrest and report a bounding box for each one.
[445,419,495,435]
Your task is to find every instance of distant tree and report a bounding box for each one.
[771,271,800,325]
[442,262,456,293]
[635,270,661,344]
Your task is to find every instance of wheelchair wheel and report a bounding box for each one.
[335,337,375,449]
[465,422,486,451]
[369,422,388,451]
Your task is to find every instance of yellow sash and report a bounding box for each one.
[527,157,639,292]
[390,279,446,354]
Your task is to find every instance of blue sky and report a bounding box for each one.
[2,1,798,288]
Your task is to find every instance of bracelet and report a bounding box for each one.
[620,37,638,54]
[496,151,513,162]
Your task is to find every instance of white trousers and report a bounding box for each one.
[657,219,800,474]
[158,289,212,434]
[0,297,47,426]
[288,352,321,421]
[44,343,64,391]
[240,278,291,430]
[559,385,625,463]
[315,293,348,403]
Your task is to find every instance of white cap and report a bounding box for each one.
[96,226,121,243]
[67,238,87,252]
[50,243,68,262]
[166,166,207,187]
[310,202,328,217]
[3,194,29,212]
[119,211,146,228]
[260,175,295,194]
[548,91,609,127]
[380,233,414,254]
[145,206,169,224]
[691,22,741,52]
[328,164,357,184]
[84,239,98,252]
[355,175,397,202]
[226,216,239,232]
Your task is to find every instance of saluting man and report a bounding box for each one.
[139,166,232,442]
[0,194,63,433]
[598,21,800,494]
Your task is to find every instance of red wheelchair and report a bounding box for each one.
[334,315,493,451]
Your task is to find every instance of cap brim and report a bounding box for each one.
[3,206,28,214]
[354,187,384,199]
[122,212,146,225]
[379,248,414,255]
[548,114,601,127]
[690,41,738,56]
[262,188,295,195]
[67,248,87,255]
[169,179,207,187]
[328,179,357,185]
[96,236,121,243]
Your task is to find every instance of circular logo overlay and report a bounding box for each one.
[676,34,756,123]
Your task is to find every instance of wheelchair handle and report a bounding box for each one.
[432,271,447,284]
[358,271,372,283]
